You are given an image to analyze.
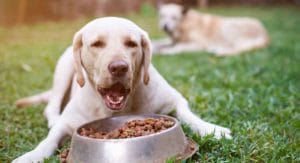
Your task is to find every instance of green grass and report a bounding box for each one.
[1,5,300,162]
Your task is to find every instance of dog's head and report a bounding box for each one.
[73,17,152,112]
[158,3,188,36]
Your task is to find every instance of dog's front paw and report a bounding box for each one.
[212,125,232,139]
[198,124,232,139]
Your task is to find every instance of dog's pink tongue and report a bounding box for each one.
[108,91,123,101]
[106,86,126,102]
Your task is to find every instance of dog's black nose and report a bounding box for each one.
[163,25,168,32]
[108,60,128,77]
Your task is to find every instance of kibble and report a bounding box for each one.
[79,117,175,139]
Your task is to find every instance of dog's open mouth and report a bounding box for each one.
[97,83,130,111]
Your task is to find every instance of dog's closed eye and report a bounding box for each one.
[124,40,138,48]
[91,40,105,48]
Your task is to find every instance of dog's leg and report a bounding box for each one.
[12,121,70,163]
[13,82,98,163]
[207,46,233,56]
[216,37,269,56]
[13,86,104,163]
[148,67,231,139]
[157,43,202,55]
[158,87,231,139]
[44,47,75,128]
[15,90,51,108]
[174,96,231,139]
[152,38,173,54]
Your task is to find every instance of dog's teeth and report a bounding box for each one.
[112,101,118,105]
[106,95,111,101]
[118,96,124,101]
[107,95,124,105]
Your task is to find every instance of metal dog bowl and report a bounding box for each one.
[67,114,198,163]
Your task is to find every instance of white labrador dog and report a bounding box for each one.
[153,3,270,56]
[13,17,231,163]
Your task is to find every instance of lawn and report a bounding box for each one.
[0,5,299,162]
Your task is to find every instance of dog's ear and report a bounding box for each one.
[182,5,189,15]
[73,31,85,87]
[156,0,163,9]
[141,31,152,85]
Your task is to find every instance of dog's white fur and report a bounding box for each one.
[153,3,269,56]
[13,17,231,163]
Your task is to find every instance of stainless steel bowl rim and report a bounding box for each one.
[74,114,179,142]
[68,114,193,163]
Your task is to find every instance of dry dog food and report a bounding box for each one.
[79,117,175,139]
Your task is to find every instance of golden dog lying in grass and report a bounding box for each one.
[14,17,231,163]
[153,3,270,56]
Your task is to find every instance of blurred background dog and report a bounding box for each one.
[152,3,270,56]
